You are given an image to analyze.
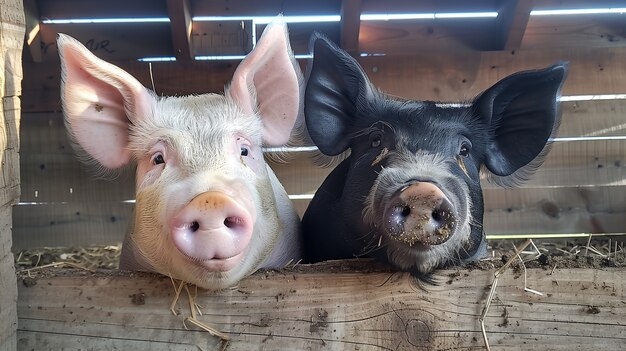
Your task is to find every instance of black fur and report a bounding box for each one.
[302,33,568,277]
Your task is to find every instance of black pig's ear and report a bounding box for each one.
[304,33,374,155]
[475,63,568,181]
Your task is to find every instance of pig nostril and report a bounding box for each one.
[190,221,200,233]
[401,206,411,217]
[224,216,243,229]
[432,210,443,223]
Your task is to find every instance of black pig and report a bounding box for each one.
[302,34,567,277]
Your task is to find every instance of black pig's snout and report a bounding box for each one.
[383,182,456,246]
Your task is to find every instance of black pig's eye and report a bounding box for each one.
[459,143,471,157]
[153,153,165,165]
[240,147,249,157]
[370,133,382,148]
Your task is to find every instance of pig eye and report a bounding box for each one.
[152,153,165,165]
[240,147,250,157]
[370,133,382,148]
[459,143,471,157]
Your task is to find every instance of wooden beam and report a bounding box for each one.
[38,23,174,62]
[0,0,24,349]
[23,0,42,62]
[22,46,626,112]
[166,0,193,60]
[360,0,497,13]
[496,0,532,51]
[16,264,626,350]
[38,0,168,19]
[340,0,361,54]
[192,0,342,17]
[523,15,626,50]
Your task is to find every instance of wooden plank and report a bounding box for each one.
[16,265,626,350]
[23,46,626,112]
[39,23,174,62]
[496,0,532,50]
[19,112,135,203]
[22,59,237,112]
[483,186,626,235]
[532,0,626,10]
[0,0,24,349]
[517,139,626,188]
[360,0,497,13]
[191,0,342,17]
[192,20,252,56]
[167,0,193,60]
[522,15,626,50]
[23,0,42,62]
[37,0,168,19]
[20,152,135,202]
[12,201,132,249]
[256,21,340,55]
[558,100,626,137]
[340,0,362,54]
[358,19,500,53]
[0,208,17,351]
[358,47,626,102]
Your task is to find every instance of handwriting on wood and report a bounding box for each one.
[42,38,116,55]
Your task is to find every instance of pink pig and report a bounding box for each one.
[57,19,302,289]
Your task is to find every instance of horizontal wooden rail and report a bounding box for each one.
[16,261,626,350]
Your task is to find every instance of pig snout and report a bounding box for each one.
[383,182,456,246]
[170,191,255,271]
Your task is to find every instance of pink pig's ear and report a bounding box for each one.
[229,17,302,146]
[58,34,154,169]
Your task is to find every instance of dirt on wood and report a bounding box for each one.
[13,237,625,283]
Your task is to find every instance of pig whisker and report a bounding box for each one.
[356,233,389,257]
[469,218,484,229]
[348,125,380,139]
[352,152,372,169]
[353,229,379,242]
[378,120,397,135]
[356,244,387,258]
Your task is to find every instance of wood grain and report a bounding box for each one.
[39,22,174,62]
[15,97,626,248]
[22,47,626,112]
[522,15,626,50]
[0,0,24,349]
[12,201,132,249]
[15,264,626,350]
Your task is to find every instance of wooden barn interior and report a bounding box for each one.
[1,0,625,349]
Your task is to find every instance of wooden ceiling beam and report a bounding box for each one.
[496,0,533,51]
[22,46,626,112]
[166,0,193,60]
[23,0,42,62]
[340,0,362,55]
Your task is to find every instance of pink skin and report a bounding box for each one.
[136,136,260,273]
[170,191,256,272]
[57,20,303,288]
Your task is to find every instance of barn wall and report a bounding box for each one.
[13,0,626,248]
[14,48,626,248]
[0,0,23,350]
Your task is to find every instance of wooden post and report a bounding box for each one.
[0,0,24,350]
